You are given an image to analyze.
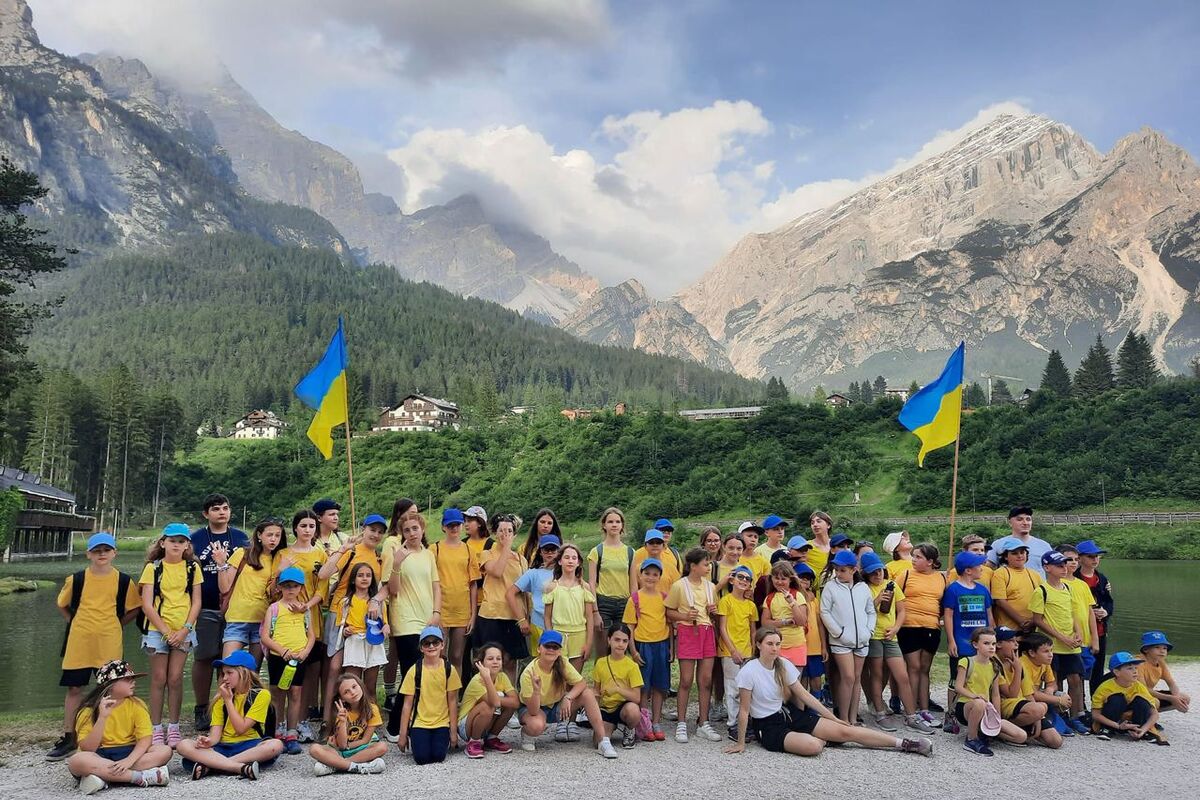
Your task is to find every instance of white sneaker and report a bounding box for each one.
[296,720,314,743]
[313,762,336,777]
[664,706,678,721]
[697,722,722,742]
[675,722,689,743]
[507,715,521,729]
[565,722,582,742]
[597,738,618,758]
[79,775,108,796]
[520,732,536,752]
[356,758,386,774]
[380,729,399,744]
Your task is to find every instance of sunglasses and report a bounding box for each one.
[542,643,562,650]
[732,573,752,581]
[540,545,560,552]
[420,639,442,648]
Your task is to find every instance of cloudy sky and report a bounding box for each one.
[30,0,1200,295]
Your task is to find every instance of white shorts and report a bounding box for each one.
[829,643,869,658]
[341,634,387,668]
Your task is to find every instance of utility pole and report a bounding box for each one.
[152,422,166,528]
[1100,476,1107,515]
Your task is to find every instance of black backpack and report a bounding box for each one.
[61,569,134,656]
[138,560,199,633]
[240,688,277,739]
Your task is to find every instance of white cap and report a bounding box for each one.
[737,521,763,535]
[882,531,906,555]
[465,505,487,522]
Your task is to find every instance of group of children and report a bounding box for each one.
[50,501,1189,792]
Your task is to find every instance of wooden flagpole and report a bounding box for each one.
[341,321,357,530]
[948,435,961,559]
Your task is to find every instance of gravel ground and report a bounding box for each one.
[4,665,1195,800]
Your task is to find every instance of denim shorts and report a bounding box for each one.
[222,621,262,646]
[142,628,197,655]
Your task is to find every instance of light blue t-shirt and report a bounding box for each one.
[514,567,555,628]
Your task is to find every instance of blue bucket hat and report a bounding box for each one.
[362,513,388,528]
[1109,651,1144,670]
[366,616,386,645]
[87,532,117,551]
[859,552,885,574]
[639,557,664,573]
[277,566,305,585]
[1140,631,1173,652]
[162,522,191,540]
[215,650,258,670]
[761,514,787,530]
[442,508,465,525]
[1076,539,1107,555]
[831,550,858,568]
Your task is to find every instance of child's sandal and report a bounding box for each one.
[191,763,209,781]
[238,762,260,781]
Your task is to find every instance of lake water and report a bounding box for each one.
[1,558,1196,713]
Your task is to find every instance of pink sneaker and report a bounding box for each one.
[167,724,182,748]
[151,726,166,746]
[465,739,485,759]
[484,736,512,754]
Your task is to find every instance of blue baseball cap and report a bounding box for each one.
[654,518,674,532]
[419,625,444,642]
[639,557,663,573]
[1109,651,1144,670]
[362,513,388,528]
[442,508,465,525]
[859,552,885,574]
[215,650,258,670]
[995,626,1019,642]
[313,498,340,514]
[786,535,811,551]
[644,529,665,543]
[761,514,787,530]
[538,534,561,549]
[829,533,852,548]
[162,522,191,540]
[539,630,565,647]
[831,550,858,568]
[1140,631,1173,652]
[277,567,305,585]
[87,532,117,551]
[730,565,754,580]
[994,536,1029,554]
[1041,551,1069,567]
[794,563,815,579]
[1076,539,1107,555]
[954,551,988,573]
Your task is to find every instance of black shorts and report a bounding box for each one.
[473,617,529,661]
[600,707,629,726]
[1052,653,1084,678]
[596,595,627,629]
[60,667,96,688]
[954,703,970,726]
[267,652,313,687]
[752,703,821,752]
[897,627,941,655]
[194,609,225,661]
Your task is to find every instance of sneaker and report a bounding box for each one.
[506,715,521,729]
[708,705,727,722]
[917,710,938,726]
[193,704,210,732]
[484,736,512,754]
[553,721,571,742]
[598,738,619,758]
[874,711,899,732]
[905,714,934,734]
[313,762,336,777]
[1061,724,1076,737]
[651,724,665,742]
[622,727,637,748]
[79,775,108,796]
[888,695,902,715]
[296,720,314,743]
[465,739,485,759]
[284,736,302,755]
[942,716,961,735]
[135,767,169,787]
[697,722,723,742]
[664,706,678,721]
[963,737,994,757]
[520,732,536,752]
[151,725,165,746]
[927,698,945,713]
[901,737,934,757]
[1144,730,1170,746]
[166,723,182,748]
[727,724,740,741]
[675,722,689,743]
[238,761,259,781]
[567,722,582,741]
[1093,728,1112,741]
[1069,717,1090,736]
[45,732,76,761]
[380,728,399,744]
[357,758,386,774]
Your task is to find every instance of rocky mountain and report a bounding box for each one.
[174,69,597,322]
[562,279,732,371]
[0,0,347,257]
[678,113,1200,385]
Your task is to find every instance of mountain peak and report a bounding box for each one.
[0,0,36,47]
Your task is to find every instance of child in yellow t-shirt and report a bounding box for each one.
[308,673,388,775]
[259,567,316,753]
[1016,632,1065,749]
[665,548,722,744]
[67,660,171,792]
[622,557,670,740]
[517,630,616,757]
[716,565,758,726]
[459,644,519,758]
[397,626,463,764]
[953,628,1027,756]
[994,626,1049,736]
[593,624,645,749]
[1091,651,1165,744]
[543,544,597,670]
[1138,630,1190,714]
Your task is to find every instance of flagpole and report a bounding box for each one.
[341,320,358,531]
[948,435,960,559]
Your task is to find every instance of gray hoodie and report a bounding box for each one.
[819,578,876,650]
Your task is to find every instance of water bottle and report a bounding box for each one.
[278,659,299,690]
[880,581,895,614]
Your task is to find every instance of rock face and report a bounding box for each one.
[563,280,733,371]
[679,113,1200,384]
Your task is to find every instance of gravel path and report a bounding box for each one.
[4,665,1195,799]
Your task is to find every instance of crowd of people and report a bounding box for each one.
[48,494,1189,792]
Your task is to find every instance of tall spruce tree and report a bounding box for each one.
[964,382,987,408]
[1073,335,1115,398]
[764,376,789,405]
[1115,331,1160,389]
[873,375,887,397]
[991,379,1014,405]
[1039,350,1072,396]
[860,379,875,403]
[847,381,861,403]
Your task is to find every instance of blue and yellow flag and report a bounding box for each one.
[294,319,349,459]
[898,343,965,466]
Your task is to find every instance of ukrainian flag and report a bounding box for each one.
[294,319,349,459]
[898,343,965,466]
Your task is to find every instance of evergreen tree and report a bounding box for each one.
[873,375,887,397]
[1115,331,1160,389]
[860,380,874,404]
[964,382,987,408]
[1039,350,1072,397]
[990,379,1014,405]
[1073,335,1115,398]
[847,381,861,403]
[764,376,789,405]
[811,385,827,404]
[907,380,921,397]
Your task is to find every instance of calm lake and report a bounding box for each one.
[1,558,1196,713]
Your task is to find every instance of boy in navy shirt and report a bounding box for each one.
[941,550,994,733]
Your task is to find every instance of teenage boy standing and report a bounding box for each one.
[986,506,1052,576]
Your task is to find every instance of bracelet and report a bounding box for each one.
[216,564,232,572]
[184,622,195,631]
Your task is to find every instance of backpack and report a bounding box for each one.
[139,560,199,633]
[630,590,667,622]
[408,659,453,730]
[61,569,134,657]
[241,687,277,739]
[594,544,634,584]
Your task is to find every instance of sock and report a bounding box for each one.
[129,771,147,787]
[167,722,180,731]
[892,737,905,749]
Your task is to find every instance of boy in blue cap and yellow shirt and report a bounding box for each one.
[1138,631,1190,715]
[1090,651,1166,744]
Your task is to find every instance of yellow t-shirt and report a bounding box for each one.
[314,532,347,606]
[1093,678,1157,711]
[898,569,945,629]
[478,549,527,620]
[956,657,997,705]
[1019,654,1055,699]
[807,547,830,579]
[885,559,912,580]
[342,704,383,743]
[666,576,716,627]
[588,543,634,598]
[804,593,824,653]
[382,545,439,636]
[278,546,327,637]
[632,546,682,590]
[755,541,785,561]
[1064,577,1095,647]
[460,671,515,718]
[738,553,771,583]
[543,582,595,632]
[989,566,1041,630]
[57,568,142,670]
[764,589,807,649]
[997,661,1024,717]
[225,549,279,623]
[1137,660,1173,691]
[138,560,194,630]
[266,602,310,652]
[869,579,907,639]
[212,689,272,744]
[716,593,758,657]
[1028,581,1079,654]
[592,654,643,711]
[329,544,382,609]
[341,595,371,635]
[519,656,583,706]
[75,697,152,747]
[622,590,669,642]
[433,540,478,627]
[399,659,463,729]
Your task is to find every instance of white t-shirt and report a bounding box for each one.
[735,658,800,719]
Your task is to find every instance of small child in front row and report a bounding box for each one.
[309,673,388,776]
[1138,630,1190,715]
[592,623,645,749]
[994,627,1053,741]
[954,627,1027,757]
[1016,632,1065,747]
[260,567,316,754]
[622,557,671,741]
[397,626,463,764]
[177,650,284,780]
[66,660,171,795]
[460,643,519,758]
[1091,651,1166,744]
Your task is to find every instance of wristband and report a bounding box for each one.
[184,622,195,631]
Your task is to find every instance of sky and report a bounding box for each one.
[29,0,1200,295]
